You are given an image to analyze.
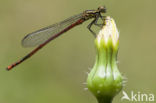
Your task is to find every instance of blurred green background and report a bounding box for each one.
[0,0,155,103]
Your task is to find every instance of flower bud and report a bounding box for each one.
[87,16,123,103]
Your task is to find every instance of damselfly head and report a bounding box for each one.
[98,6,106,13]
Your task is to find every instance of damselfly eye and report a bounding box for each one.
[98,6,106,13]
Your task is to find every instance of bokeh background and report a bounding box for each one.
[0,0,155,103]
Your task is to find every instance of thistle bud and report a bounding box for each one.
[87,16,123,103]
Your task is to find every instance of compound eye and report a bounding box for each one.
[98,6,102,10]
[98,6,106,13]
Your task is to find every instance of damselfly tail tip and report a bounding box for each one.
[6,65,13,71]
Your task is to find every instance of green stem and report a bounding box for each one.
[97,96,113,103]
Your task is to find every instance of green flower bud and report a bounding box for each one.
[87,16,123,103]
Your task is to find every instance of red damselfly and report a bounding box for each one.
[6,6,106,70]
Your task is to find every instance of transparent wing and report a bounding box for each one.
[22,13,83,47]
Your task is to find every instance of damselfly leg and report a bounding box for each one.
[94,15,105,27]
[87,13,105,37]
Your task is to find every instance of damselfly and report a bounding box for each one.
[6,6,106,70]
